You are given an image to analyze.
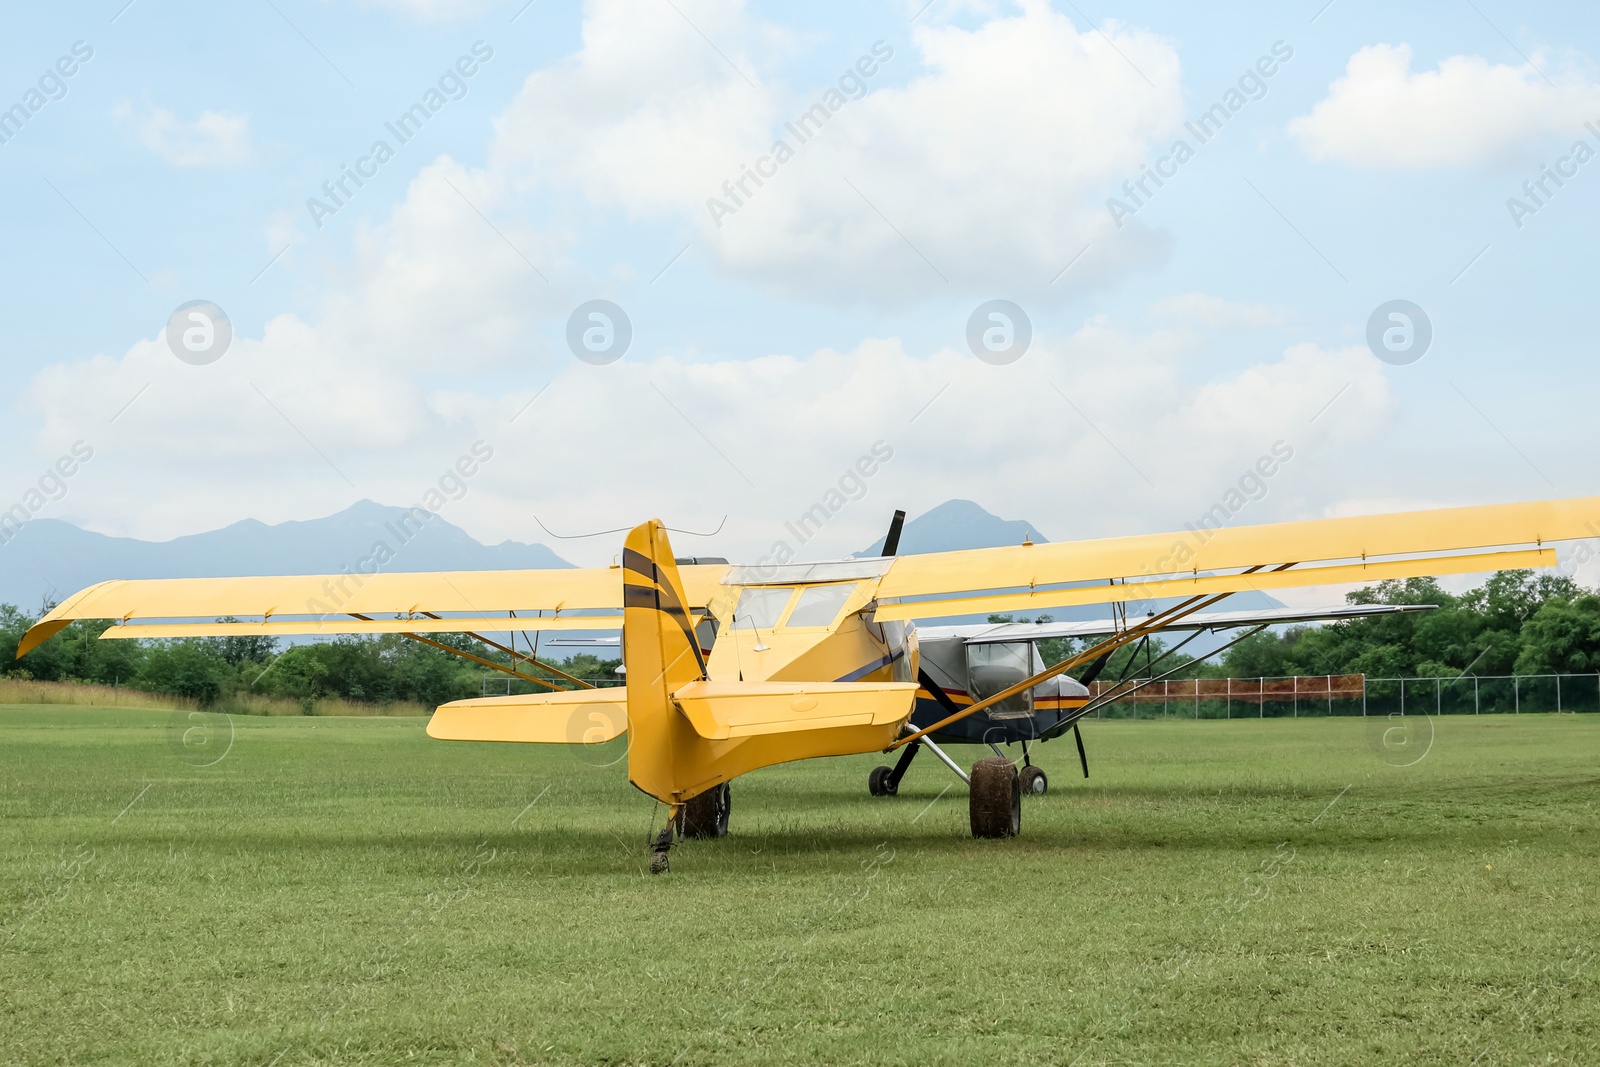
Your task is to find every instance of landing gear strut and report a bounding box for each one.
[1018,740,1048,796]
[869,739,922,796]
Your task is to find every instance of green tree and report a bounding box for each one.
[135,640,229,704]
[1515,594,1600,674]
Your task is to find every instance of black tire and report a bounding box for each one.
[1018,765,1048,797]
[868,765,897,797]
[969,757,1020,838]
[675,782,731,839]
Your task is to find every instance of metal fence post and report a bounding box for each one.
[1227,677,1232,720]
[1474,676,1479,715]
[1362,675,1367,717]
[1436,677,1441,717]
[1514,676,1519,714]
[1557,673,1563,714]
[1259,677,1264,719]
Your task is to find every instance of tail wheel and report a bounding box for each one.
[868,765,897,797]
[969,757,1020,839]
[675,782,731,839]
[1018,765,1048,796]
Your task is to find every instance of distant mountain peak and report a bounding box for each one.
[856,499,1048,556]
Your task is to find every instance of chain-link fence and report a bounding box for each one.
[479,672,624,696]
[1086,674,1600,719]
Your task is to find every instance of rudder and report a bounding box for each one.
[621,520,708,801]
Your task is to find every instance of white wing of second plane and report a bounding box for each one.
[915,602,1437,645]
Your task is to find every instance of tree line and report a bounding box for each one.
[1010,569,1600,681]
[0,604,620,709]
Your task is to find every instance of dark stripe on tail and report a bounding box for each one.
[622,550,706,676]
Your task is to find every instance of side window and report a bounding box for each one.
[785,584,854,627]
[729,587,793,630]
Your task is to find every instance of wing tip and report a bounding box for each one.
[16,620,70,659]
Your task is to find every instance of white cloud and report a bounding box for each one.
[491,0,1184,304]
[1290,43,1600,169]
[11,2,1438,577]
[20,284,1397,570]
[113,102,256,168]
[1152,293,1286,330]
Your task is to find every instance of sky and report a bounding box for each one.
[3,0,1600,588]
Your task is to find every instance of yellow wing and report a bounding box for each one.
[17,564,730,657]
[869,496,1600,620]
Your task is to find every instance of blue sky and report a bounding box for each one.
[3,0,1599,581]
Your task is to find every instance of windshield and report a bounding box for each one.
[785,584,854,627]
[966,641,1034,719]
[729,587,793,630]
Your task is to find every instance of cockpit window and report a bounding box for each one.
[785,583,854,628]
[729,587,793,630]
[966,641,1034,719]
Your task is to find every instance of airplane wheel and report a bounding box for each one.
[969,757,1020,839]
[868,765,897,797]
[1019,765,1048,796]
[675,782,730,839]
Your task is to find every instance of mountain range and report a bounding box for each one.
[0,500,568,612]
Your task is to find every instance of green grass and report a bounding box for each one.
[2,705,1597,1066]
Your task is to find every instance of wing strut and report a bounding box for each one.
[420,612,596,689]
[1064,623,1271,727]
[887,564,1294,750]
[348,613,567,691]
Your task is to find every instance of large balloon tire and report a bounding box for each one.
[969,757,1020,838]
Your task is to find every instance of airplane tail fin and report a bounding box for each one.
[622,520,706,692]
[621,521,707,799]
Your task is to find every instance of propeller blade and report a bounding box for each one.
[918,668,963,716]
[882,509,907,557]
[1077,651,1113,685]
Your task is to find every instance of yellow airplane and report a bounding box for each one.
[16,495,1600,872]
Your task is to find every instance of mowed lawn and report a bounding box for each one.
[2,706,1598,1066]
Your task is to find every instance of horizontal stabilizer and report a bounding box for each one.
[672,680,919,741]
[427,688,626,744]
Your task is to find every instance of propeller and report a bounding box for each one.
[881,509,906,557]
[879,509,954,706]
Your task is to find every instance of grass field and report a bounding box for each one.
[2,705,1597,1066]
